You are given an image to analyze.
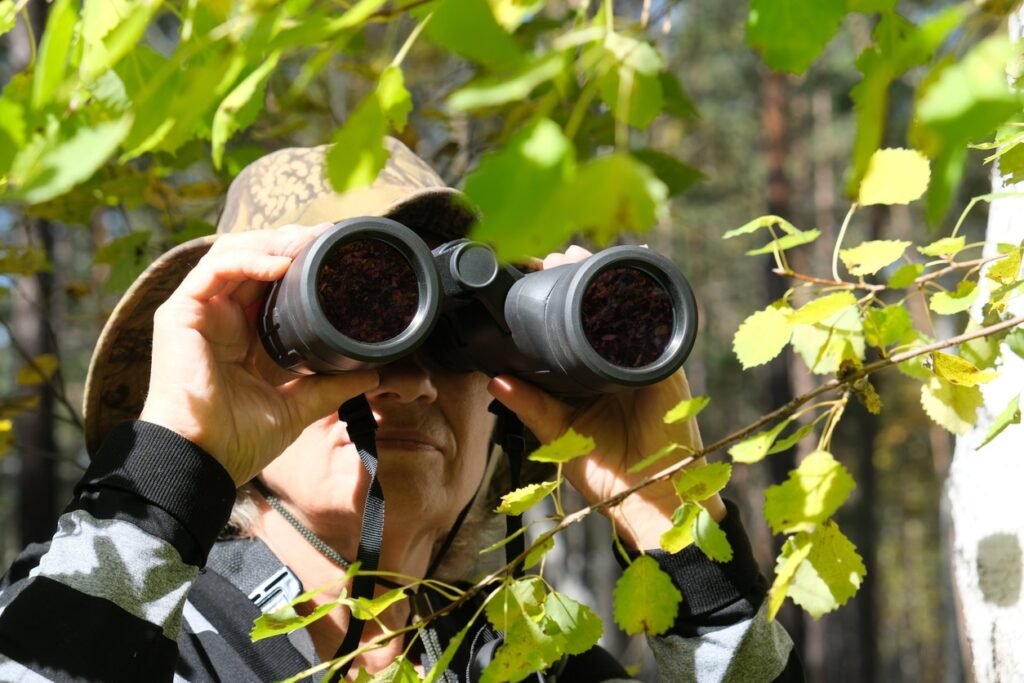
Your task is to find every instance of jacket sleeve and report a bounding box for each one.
[632,502,804,683]
[0,421,236,683]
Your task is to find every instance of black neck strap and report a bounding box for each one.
[489,400,526,578]
[328,394,383,682]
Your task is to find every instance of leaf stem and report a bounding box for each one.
[831,203,858,282]
[391,12,431,67]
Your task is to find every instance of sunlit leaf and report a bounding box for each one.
[763,450,855,534]
[16,354,60,387]
[212,52,281,168]
[977,395,1021,450]
[627,442,693,475]
[839,240,911,276]
[422,0,524,70]
[888,263,924,288]
[31,0,78,109]
[660,503,700,553]
[987,245,1022,285]
[528,428,595,464]
[523,536,555,570]
[483,578,560,683]
[921,376,983,435]
[791,305,864,375]
[673,462,732,503]
[733,305,792,369]
[722,215,801,239]
[767,420,817,455]
[0,1,17,37]
[789,292,858,325]
[663,396,710,423]
[786,522,866,618]
[863,305,916,350]
[857,148,930,206]
[929,280,979,315]
[918,236,966,258]
[744,229,821,256]
[746,0,847,74]
[613,555,681,636]
[931,352,997,387]
[693,509,733,563]
[448,53,566,111]
[729,419,792,464]
[349,587,408,620]
[599,34,664,129]
[495,481,559,515]
[768,533,813,620]
[542,591,603,655]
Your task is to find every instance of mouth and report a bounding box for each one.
[373,429,444,454]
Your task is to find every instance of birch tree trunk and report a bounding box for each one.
[946,13,1024,682]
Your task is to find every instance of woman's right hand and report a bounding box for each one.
[139,224,379,486]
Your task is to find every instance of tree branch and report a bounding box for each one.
[774,255,1004,293]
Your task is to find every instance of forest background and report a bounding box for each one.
[1,0,1023,681]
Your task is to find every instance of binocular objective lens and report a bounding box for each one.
[581,267,674,368]
[317,239,419,343]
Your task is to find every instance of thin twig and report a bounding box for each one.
[775,255,1005,293]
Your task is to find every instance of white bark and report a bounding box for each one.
[946,14,1024,682]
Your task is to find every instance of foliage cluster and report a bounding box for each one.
[2,0,1024,681]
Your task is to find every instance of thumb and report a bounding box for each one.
[487,375,575,444]
[279,370,380,429]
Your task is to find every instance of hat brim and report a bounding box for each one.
[82,187,474,456]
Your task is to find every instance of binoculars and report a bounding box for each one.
[258,217,698,398]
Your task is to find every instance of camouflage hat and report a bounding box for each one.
[82,138,476,456]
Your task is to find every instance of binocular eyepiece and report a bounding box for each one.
[258,217,698,398]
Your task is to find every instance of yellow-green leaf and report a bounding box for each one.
[663,396,710,423]
[921,376,983,435]
[729,419,792,464]
[977,395,1020,449]
[523,536,555,570]
[929,280,979,314]
[768,534,813,620]
[0,1,16,37]
[791,305,864,375]
[857,148,930,206]
[918,236,966,258]
[888,263,924,288]
[733,305,792,369]
[528,428,595,464]
[785,522,866,618]
[840,240,911,276]
[0,419,13,457]
[693,508,733,563]
[495,481,559,515]
[211,52,281,169]
[672,462,732,503]
[987,245,1022,285]
[660,503,700,553]
[541,591,603,656]
[763,450,855,534]
[722,215,801,239]
[931,352,997,387]
[16,354,59,386]
[349,587,408,620]
[613,555,682,636]
[627,442,693,475]
[788,292,858,325]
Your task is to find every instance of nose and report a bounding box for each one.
[365,354,438,404]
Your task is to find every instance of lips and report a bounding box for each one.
[373,429,444,454]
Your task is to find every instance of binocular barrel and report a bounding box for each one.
[259,217,698,398]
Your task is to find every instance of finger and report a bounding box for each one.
[487,375,574,443]
[208,223,332,259]
[541,252,568,270]
[176,251,293,301]
[565,245,592,260]
[279,370,381,429]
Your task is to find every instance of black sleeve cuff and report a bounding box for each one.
[74,421,237,565]
[618,500,767,621]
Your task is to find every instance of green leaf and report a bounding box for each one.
[693,508,733,563]
[16,354,60,387]
[723,215,801,239]
[791,305,864,375]
[542,592,603,655]
[523,536,555,570]
[663,396,710,423]
[31,0,78,110]
[631,149,703,197]
[327,98,387,192]
[422,0,524,70]
[863,305,916,349]
[448,53,566,111]
[918,236,966,258]
[613,555,682,636]
[80,0,161,83]
[0,1,16,37]
[768,533,813,620]
[888,263,924,288]
[466,118,575,261]
[93,230,150,293]
[857,148,930,206]
[767,421,817,455]
[659,71,698,120]
[744,229,821,256]
[599,34,664,129]
[846,0,897,11]
[251,600,341,641]
[746,0,847,74]
[764,450,855,534]
[627,442,692,475]
[931,352,997,387]
[528,428,595,464]
[0,96,25,175]
[839,239,911,276]
[12,115,133,205]
[660,503,700,553]
[789,292,858,325]
[977,395,1021,449]
[921,376,983,435]
[495,481,559,515]
[786,522,866,618]
[1007,328,1024,359]
[349,587,408,620]
[211,52,281,169]
[929,280,979,315]
[377,66,412,131]
[368,657,420,683]
[729,419,793,464]
[482,579,560,683]
[673,462,732,503]
[733,305,792,369]
[987,246,1022,285]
